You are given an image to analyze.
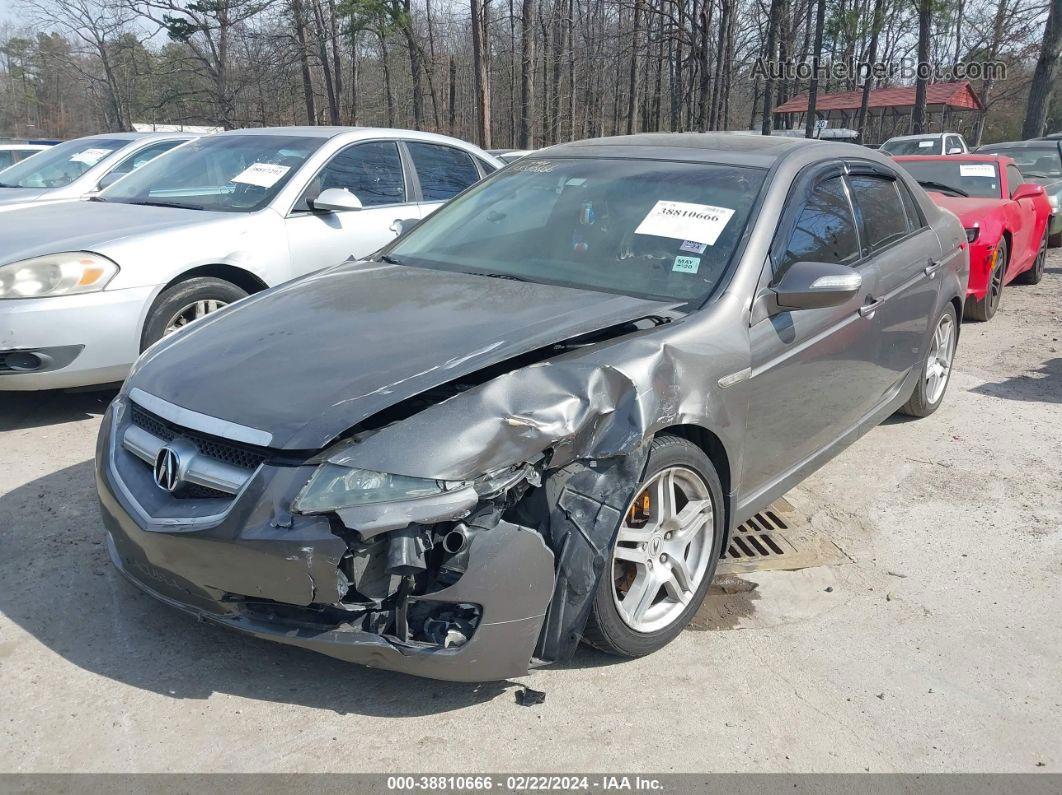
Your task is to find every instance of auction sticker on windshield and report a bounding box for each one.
[70,148,112,166]
[232,163,291,188]
[635,200,735,245]
[959,164,996,178]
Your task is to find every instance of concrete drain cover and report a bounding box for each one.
[715,497,851,574]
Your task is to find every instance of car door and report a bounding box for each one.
[1005,163,1037,274]
[846,165,942,389]
[403,141,487,217]
[284,139,417,273]
[742,165,893,498]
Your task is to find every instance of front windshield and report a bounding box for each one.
[896,159,1002,198]
[0,138,126,188]
[387,157,767,303]
[979,145,1062,179]
[98,134,326,212]
[882,138,941,156]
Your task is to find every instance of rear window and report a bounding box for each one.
[848,175,911,252]
[407,142,481,201]
[980,146,1062,179]
[882,138,941,156]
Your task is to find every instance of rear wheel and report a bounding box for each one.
[964,238,1007,322]
[140,277,248,352]
[899,303,958,418]
[1016,230,1047,285]
[583,435,724,658]
[1049,228,1062,248]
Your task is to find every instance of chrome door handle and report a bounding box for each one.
[858,297,884,318]
[924,259,943,277]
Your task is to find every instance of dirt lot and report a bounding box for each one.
[1,251,1060,773]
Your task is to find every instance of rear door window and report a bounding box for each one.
[407,142,481,201]
[778,176,861,272]
[848,175,911,254]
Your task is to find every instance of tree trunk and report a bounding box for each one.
[1023,0,1062,139]
[625,0,645,134]
[471,0,492,145]
[760,0,782,135]
[854,0,883,143]
[519,0,535,147]
[911,0,931,134]
[291,0,317,124]
[804,0,826,138]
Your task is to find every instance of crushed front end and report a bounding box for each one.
[96,394,556,682]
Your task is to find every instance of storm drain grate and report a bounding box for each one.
[716,498,851,574]
[721,509,790,561]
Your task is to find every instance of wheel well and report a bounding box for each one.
[657,423,732,503]
[950,296,963,334]
[162,264,269,295]
[1001,230,1012,262]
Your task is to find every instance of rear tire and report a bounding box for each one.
[1048,229,1062,248]
[1016,230,1047,285]
[899,303,958,418]
[963,238,1007,322]
[583,435,724,658]
[140,277,248,352]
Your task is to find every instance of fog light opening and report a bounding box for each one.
[6,351,48,372]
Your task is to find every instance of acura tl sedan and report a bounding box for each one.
[0,127,500,389]
[96,134,968,681]
[0,132,192,212]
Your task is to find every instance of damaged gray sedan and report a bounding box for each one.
[96,134,968,681]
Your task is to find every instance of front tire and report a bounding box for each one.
[899,303,958,418]
[963,238,1007,322]
[583,435,724,658]
[140,277,248,352]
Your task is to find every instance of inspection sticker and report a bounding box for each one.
[635,201,735,245]
[231,162,291,188]
[959,164,996,178]
[679,240,707,254]
[672,255,701,274]
[69,148,112,166]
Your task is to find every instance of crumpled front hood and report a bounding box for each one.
[0,200,233,266]
[129,261,676,451]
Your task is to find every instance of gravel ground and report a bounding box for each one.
[1,249,1060,773]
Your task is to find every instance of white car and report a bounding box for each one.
[0,133,193,212]
[0,143,51,170]
[0,126,502,390]
[880,132,970,157]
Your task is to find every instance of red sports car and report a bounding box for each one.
[895,154,1051,321]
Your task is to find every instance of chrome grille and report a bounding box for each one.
[130,404,268,471]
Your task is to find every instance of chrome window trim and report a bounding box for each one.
[128,387,273,447]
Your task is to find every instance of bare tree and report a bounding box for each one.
[1022,0,1062,139]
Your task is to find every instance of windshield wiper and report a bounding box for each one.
[475,271,529,282]
[917,180,968,197]
[377,254,404,265]
[0,182,23,188]
[123,199,206,211]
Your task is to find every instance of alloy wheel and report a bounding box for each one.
[163,299,230,337]
[925,311,956,405]
[611,466,715,633]
[987,247,1005,313]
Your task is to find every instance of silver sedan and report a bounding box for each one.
[0,127,501,390]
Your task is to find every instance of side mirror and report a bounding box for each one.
[946,147,964,155]
[389,217,420,236]
[96,171,124,191]
[773,261,863,310]
[1012,183,1045,201]
[311,187,363,213]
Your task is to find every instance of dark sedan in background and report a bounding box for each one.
[95,133,968,681]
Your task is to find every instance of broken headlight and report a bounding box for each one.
[292,464,468,514]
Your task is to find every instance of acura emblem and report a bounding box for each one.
[153,447,181,493]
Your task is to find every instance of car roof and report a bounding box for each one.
[534,132,847,168]
[0,143,47,149]
[217,126,484,145]
[894,154,1008,162]
[885,132,956,142]
[978,139,1061,149]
